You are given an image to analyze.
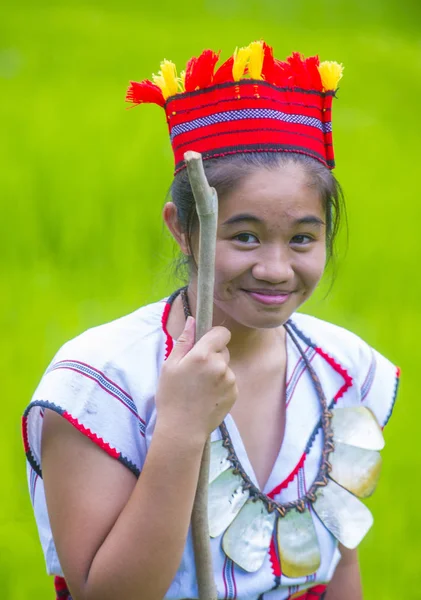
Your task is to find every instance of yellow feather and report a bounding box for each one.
[152,73,170,98]
[232,45,252,81]
[178,70,186,92]
[160,59,179,97]
[248,41,264,80]
[318,61,344,91]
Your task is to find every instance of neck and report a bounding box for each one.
[183,284,285,365]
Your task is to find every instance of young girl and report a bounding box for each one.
[23,41,400,600]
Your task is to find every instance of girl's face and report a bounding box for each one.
[192,162,327,330]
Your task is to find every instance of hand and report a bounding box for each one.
[155,316,238,442]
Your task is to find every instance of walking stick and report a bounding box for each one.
[184,150,218,600]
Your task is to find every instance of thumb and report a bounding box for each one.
[170,316,196,362]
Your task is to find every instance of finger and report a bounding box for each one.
[169,316,196,363]
[194,326,231,354]
[218,347,230,365]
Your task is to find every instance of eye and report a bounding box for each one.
[233,233,259,244]
[290,234,313,245]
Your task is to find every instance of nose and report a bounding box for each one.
[251,243,294,284]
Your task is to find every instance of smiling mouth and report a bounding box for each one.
[241,289,293,306]
[242,288,294,295]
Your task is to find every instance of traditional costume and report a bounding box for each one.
[23,41,400,600]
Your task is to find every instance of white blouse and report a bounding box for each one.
[23,294,400,600]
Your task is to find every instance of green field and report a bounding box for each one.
[2,1,420,597]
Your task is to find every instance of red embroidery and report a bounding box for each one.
[22,415,30,453]
[54,575,71,599]
[267,334,354,578]
[267,452,306,499]
[63,411,120,459]
[269,537,281,577]
[291,584,327,598]
[314,346,353,401]
[161,302,174,360]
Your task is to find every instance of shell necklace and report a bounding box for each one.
[179,286,384,578]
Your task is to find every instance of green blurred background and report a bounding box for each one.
[2,0,420,597]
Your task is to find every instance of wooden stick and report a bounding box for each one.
[184,150,218,600]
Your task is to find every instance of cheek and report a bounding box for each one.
[214,244,251,281]
[300,246,326,285]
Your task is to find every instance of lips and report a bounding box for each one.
[242,289,293,306]
[242,288,294,295]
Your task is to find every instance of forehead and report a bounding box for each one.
[218,163,324,223]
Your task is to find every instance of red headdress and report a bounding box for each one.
[126,41,343,173]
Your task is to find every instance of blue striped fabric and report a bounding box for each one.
[170,108,331,141]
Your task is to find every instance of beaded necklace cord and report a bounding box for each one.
[178,286,335,517]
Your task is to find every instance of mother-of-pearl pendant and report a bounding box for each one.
[331,407,385,451]
[329,441,382,498]
[208,469,249,538]
[312,478,373,549]
[222,499,276,572]
[209,440,231,483]
[277,507,321,578]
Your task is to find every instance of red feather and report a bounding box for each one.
[261,42,275,81]
[184,49,220,92]
[213,56,235,85]
[305,55,322,91]
[184,56,198,92]
[266,58,291,87]
[287,52,311,88]
[125,79,165,107]
[285,52,322,90]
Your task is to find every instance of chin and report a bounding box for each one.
[215,288,304,329]
[226,306,295,330]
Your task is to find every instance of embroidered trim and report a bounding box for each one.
[170,108,331,141]
[173,126,331,154]
[289,584,327,599]
[63,411,121,458]
[175,145,330,173]
[29,466,39,505]
[222,556,237,600]
[287,320,353,402]
[54,575,71,599]
[287,344,310,386]
[314,347,353,402]
[118,454,141,476]
[170,97,332,118]
[384,366,401,427]
[48,359,146,437]
[268,453,307,500]
[297,464,306,498]
[269,533,282,578]
[266,320,353,500]
[22,399,140,478]
[162,290,181,359]
[305,572,317,585]
[360,348,377,401]
[164,78,335,106]
[286,346,317,406]
[22,399,66,477]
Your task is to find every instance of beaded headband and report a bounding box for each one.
[126,41,343,173]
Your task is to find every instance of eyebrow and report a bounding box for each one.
[222,213,263,226]
[222,213,325,227]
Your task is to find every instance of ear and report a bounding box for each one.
[162,202,190,255]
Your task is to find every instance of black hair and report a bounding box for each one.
[170,152,346,282]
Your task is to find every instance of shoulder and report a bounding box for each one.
[288,312,375,374]
[37,296,170,424]
[25,298,169,478]
[289,312,400,427]
[55,297,168,368]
